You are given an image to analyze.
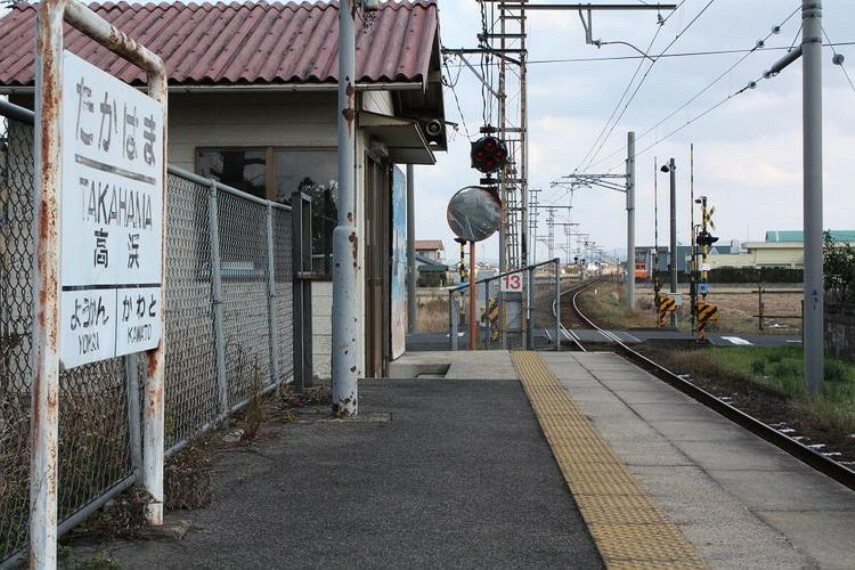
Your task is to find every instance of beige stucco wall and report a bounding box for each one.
[164,89,397,380]
[746,245,804,268]
[703,245,804,270]
[705,253,754,269]
[167,91,339,171]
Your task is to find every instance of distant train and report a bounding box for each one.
[634,260,650,280]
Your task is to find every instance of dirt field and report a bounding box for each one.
[633,282,803,335]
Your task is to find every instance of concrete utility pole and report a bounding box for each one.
[332,0,360,416]
[802,0,824,395]
[407,164,416,334]
[626,131,636,310]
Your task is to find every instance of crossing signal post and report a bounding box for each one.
[694,196,718,341]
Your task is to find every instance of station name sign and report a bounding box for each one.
[59,51,164,369]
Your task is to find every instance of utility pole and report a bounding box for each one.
[553,131,636,310]
[802,0,824,395]
[762,0,824,394]
[531,204,573,264]
[660,158,678,328]
[332,0,361,417]
[626,131,636,310]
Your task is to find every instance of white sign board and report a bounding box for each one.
[60,51,163,369]
[500,271,524,293]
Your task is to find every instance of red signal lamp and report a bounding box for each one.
[470,136,508,174]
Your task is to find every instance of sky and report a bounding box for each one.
[414,0,855,265]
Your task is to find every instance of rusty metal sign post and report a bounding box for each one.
[31,0,167,567]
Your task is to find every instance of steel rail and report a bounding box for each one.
[565,286,855,492]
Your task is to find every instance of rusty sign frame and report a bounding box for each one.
[30,0,167,567]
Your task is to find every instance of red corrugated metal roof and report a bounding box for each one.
[0,0,438,87]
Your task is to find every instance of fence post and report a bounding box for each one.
[554,260,561,351]
[208,183,228,415]
[266,204,281,385]
[125,355,142,474]
[291,192,313,390]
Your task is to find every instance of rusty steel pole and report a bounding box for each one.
[32,0,169,565]
[31,2,64,566]
[332,0,360,416]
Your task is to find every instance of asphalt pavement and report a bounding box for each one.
[101,379,603,569]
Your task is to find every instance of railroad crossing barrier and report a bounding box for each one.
[696,301,718,341]
[657,293,677,328]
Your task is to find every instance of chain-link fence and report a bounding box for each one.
[0,108,294,565]
[448,259,561,351]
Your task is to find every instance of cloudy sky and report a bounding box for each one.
[414,0,855,265]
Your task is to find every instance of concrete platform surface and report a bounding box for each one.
[538,351,855,570]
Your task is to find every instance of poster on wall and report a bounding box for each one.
[390,166,408,359]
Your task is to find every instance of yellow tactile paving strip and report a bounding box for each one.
[511,352,706,569]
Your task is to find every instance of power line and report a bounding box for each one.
[635,76,763,161]
[439,42,855,67]
[570,0,692,174]
[573,26,662,172]
[586,5,801,171]
[823,26,855,94]
[441,53,474,140]
[581,0,719,171]
[572,14,667,173]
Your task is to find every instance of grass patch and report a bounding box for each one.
[416,294,449,333]
[644,345,855,458]
[576,282,656,329]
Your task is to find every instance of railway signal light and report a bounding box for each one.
[470,136,508,173]
[696,231,718,248]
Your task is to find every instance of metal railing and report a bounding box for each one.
[449,259,561,351]
[0,105,294,565]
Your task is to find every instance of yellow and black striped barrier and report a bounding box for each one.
[696,301,718,341]
[481,298,500,342]
[657,294,677,328]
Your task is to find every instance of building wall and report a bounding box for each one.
[705,253,755,269]
[703,248,804,270]
[165,90,401,379]
[748,246,804,268]
[167,91,339,171]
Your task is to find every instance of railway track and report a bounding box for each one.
[557,279,855,492]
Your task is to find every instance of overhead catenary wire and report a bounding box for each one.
[585,5,801,171]
[580,0,719,172]
[572,16,666,173]
[441,52,474,140]
[823,26,855,94]
[440,42,855,67]
[598,72,768,175]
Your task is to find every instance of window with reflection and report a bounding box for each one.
[275,149,337,276]
[195,147,338,277]
[197,148,267,200]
